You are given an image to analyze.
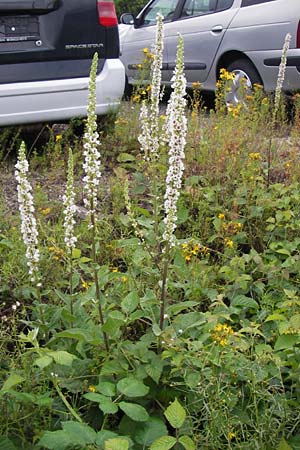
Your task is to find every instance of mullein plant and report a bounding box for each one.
[267,32,291,187]
[15,141,40,285]
[62,148,77,318]
[160,35,187,330]
[82,52,109,352]
[138,13,164,241]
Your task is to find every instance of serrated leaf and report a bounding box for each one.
[104,437,129,450]
[121,291,140,314]
[278,437,293,450]
[0,436,18,450]
[150,435,177,450]
[164,398,186,429]
[38,430,72,450]
[179,435,196,450]
[61,421,96,444]
[117,377,149,397]
[135,416,168,446]
[48,351,77,366]
[1,374,25,392]
[231,295,258,310]
[34,355,53,369]
[119,401,149,422]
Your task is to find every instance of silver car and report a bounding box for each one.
[119,0,300,101]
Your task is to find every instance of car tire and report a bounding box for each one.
[225,59,262,105]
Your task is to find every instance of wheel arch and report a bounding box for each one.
[216,51,261,80]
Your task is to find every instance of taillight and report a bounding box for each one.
[297,20,300,48]
[97,1,118,27]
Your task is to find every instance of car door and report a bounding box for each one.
[165,0,238,83]
[120,0,180,84]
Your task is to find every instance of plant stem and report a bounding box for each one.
[159,250,170,330]
[53,378,83,423]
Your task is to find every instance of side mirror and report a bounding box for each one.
[120,13,135,25]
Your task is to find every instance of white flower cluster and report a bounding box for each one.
[138,13,164,160]
[83,53,101,222]
[163,35,187,248]
[63,149,77,252]
[274,33,291,115]
[15,141,40,282]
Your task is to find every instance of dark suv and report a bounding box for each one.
[0,0,125,125]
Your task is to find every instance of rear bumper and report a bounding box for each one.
[0,59,125,126]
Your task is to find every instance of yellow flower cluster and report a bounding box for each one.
[212,323,234,346]
[48,246,65,261]
[222,221,242,235]
[132,85,151,103]
[224,237,234,248]
[39,207,51,216]
[181,240,209,261]
[192,81,201,89]
[249,152,262,161]
[227,103,242,118]
[114,116,128,125]
[219,68,235,81]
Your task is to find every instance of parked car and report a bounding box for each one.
[0,0,125,126]
[119,0,300,103]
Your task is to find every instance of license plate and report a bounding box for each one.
[0,16,39,42]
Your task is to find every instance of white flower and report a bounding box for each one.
[163,35,187,248]
[63,148,77,252]
[138,13,164,160]
[274,33,291,116]
[82,53,102,225]
[15,141,40,282]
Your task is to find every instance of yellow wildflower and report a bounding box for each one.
[132,94,141,103]
[111,267,119,273]
[192,81,201,89]
[146,85,151,92]
[40,207,51,216]
[82,280,89,290]
[143,47,149,54]
[224,238,234,248]
[88,385,96,392]
[228,431,236,441]
[218,213,225,220]
[249,152,262,161]
[55,134,62,142]
[122,276,128,283]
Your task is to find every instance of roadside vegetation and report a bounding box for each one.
[0,18,300,450]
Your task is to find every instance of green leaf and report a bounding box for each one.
[150,435,177,450]
[274,335,300,350]
[164,398,186,429]
[34,355,53,369]
[72,248,81,259]
[48,350,77,366]
[38,430,72,450]
[96,381,116,397]
[134,416,168,446]
[145,355,164,384]
[117,377,149,397]
[265,314,286,322]
[121,291,140,314]
[61,421,97,444]
[1,374,25,392]
[179,435,196,450]
[278,437,293,450]
[83,393,118,414]
[95,430,119,447]
[117,152,136,163]
[55,328,94,342]
[231,295,259,310]
[104,437,129,450]
[119,401,149,422]
[0,436,18,450]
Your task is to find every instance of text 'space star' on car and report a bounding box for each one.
[119,0,300,102]
[0,0,125,126]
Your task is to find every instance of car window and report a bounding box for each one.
[216,0,234,11]
[142,0,178,25]
[180,0,217,18]
[241,0,275,6]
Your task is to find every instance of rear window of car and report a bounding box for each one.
[216,0,234,10]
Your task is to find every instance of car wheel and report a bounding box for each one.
[225,59,262,105]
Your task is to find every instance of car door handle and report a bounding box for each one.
[211,25,223,33]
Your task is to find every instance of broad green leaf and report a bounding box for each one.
[121,291,140,314]
[83,393,118,414]
[0,436,18,450]
[95,430,118,447]
[61,421,97,444]
[34,355,53,369]
[104,437,129,450]
[275,335,300,351]
[265,314,286,322]
[72,248,81,259]
[278,437,293,450]
[145,355,164,384]
[55,328,93,342]
[135,416,168,446]
[150,435,177,450]
[119,401,149,422]
[117,377,149,397]
[179,435,196,450]
[97,381,116,396]
[164,398,186,429]
[1,374,25,392]
[38,430,72,450]
[231,295,259,310]
[117,152,136,163]
[48,350,77,366]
